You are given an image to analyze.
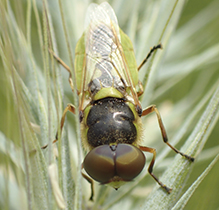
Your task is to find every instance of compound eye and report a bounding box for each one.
[83,145,115,183]
[115,144,145,181]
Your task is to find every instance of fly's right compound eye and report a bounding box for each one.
[83,145,115,183]
[83,144,146,185]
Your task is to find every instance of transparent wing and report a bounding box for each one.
[85,2,120,40]
[83,2,136,98]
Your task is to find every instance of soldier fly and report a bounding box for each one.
[46,2,194,201]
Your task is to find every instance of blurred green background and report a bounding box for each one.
[0,0,219,209]
[177,1,219,209]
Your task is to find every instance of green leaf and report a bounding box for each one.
[172,154,219,210]
[141,83,219,209]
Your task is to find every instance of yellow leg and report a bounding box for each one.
[41,104,75,150]
[81,164,94,201]
[49,49,74,93]
[138,44,162,71]
[139,145,172,193]
[142,105,194,162]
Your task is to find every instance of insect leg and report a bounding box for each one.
[139,145,172,193]
[138,44,162,71]
[41,104,75,150]
[142,105,194,162]
[81,164,94,201]
[49,49,74,93]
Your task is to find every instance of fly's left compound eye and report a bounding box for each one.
[83,144,146,184]
[115,144,145,181]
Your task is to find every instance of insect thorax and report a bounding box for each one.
[85,97,137,148]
